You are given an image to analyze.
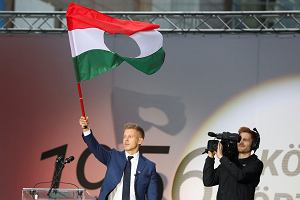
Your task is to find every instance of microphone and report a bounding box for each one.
[56,155,64,163]
[64,156,75,164]
[48,155,75,196]
[208,132,217,137]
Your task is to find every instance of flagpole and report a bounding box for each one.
[77,83,86,118]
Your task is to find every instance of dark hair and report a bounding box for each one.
[238,126,260,151]
[123,123,145,139]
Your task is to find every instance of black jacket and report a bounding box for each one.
[203,154,263,200]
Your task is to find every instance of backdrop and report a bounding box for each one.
[0,33,300,200]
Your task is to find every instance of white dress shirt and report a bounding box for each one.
[83,130,139,200]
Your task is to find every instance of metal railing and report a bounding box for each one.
[1,11,300,33]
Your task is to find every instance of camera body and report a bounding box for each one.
[206,132,241,162]
[207,140,219,152]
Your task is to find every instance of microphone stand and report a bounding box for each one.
[47,160,65,197]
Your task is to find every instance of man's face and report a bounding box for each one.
[123,128,143,153]
[238,132,253,154]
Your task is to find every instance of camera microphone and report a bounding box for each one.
[208,132,241,142]
[208,132,217,137]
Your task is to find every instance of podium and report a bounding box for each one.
[22,188,96,200]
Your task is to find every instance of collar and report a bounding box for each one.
[125,151,140,161]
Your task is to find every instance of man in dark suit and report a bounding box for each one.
[79,116,159,200]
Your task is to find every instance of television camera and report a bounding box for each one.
[204,132,241,162]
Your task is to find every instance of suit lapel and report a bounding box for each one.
[121,151,127,166]
[135,155,146,182]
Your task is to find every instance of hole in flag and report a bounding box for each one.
[104,33,140,58]
[138,107,169,126]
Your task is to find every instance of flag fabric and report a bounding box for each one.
[66,2,165,82]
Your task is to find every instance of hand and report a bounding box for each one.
[79,116,89,131]
[208,150,215,158]
[216,142,223,159]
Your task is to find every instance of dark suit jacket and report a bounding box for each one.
[83,132,159,200]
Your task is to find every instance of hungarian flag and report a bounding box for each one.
[66,2,165,82]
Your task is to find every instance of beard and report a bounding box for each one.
[238,145,251,153]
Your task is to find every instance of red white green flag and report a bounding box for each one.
[66,2,165,82]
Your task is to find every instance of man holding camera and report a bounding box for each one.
[203,127,264,200]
